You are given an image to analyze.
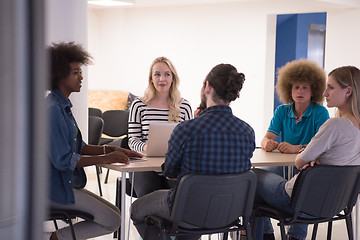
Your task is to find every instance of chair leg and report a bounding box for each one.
[113,177,121,239]
[68,217,77,240]
[345,215,354,240]
[246,222,253,240]
[279,222,287,240]
[251,216,258,240]
[95,166,103,196]
[52,220,59,230]
[223,232,229,240]
[327,221,333,240]
[311,223,318,240]
[104,169,110,184]
[160,228,167,240]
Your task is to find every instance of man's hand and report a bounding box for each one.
[262,138,279,152]
[277,142,300,153]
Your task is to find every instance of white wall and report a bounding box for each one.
[88,3,274,146]
[46,0,89,139]
[324,8,360,117]
[88,2,360,146]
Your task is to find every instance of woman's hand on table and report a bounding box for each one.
[108,146,144,158]
[104,151,130,164]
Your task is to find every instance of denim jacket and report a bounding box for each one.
[47,89,86,204]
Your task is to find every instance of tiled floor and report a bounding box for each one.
[46,167,357,240]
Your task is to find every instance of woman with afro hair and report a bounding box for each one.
[46,42,142,240]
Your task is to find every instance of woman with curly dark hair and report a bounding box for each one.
[46,42,142,240]
[259,59,330,240]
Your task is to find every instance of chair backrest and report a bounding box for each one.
[88,107,102,117]
[290,164,360,219]
[170,171,257,230]
[102,110,129,137]
[88,116,104,145]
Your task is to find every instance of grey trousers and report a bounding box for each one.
[131,189,201,240]
[50,188,120,240]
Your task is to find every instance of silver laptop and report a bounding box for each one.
[146,122,178,157]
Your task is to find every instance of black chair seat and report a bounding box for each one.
[144,171,257,240]
[253,165,360,240]
[48,208,94,240]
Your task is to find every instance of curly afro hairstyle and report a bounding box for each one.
[276,59,326,104]
[48,42,92,90]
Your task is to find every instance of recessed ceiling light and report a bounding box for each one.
[88,0,135,7]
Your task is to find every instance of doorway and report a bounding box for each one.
[273,12,327,110]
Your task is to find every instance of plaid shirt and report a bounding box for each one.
[162,105,255,208]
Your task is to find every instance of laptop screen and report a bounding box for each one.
[146,122,178,157]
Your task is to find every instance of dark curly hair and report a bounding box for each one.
[205,64,245,104]
[276,59,326,104]
[48,42,92,90]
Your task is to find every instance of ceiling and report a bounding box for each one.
[88,0,360,9]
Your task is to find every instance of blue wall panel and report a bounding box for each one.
[273,12,326,111]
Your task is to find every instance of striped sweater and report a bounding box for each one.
[128,98,193,152]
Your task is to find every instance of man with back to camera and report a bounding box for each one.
[131,63,256,240]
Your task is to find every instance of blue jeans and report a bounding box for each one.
[260,166,300,180]
[253,168,308,240]
[257,166,301,237]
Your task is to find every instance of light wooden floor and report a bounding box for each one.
[45,166,357,240]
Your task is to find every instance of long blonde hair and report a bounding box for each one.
[143,57,181,122]
[328,66,360,122]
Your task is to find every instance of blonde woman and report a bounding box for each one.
[128,57,193,197]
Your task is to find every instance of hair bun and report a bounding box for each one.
[224,71,245,101]
[206,64,246,102]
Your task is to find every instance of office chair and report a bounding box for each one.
[100,110,129,146]
[144,171,257,240]
[88,107,102,118]
[100,110,129,184]
[48,208,94,240]
[253,164,360,240]
[88,116,105,196]
[88,116,104,145]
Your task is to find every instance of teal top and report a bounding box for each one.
[268,102,329,145]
